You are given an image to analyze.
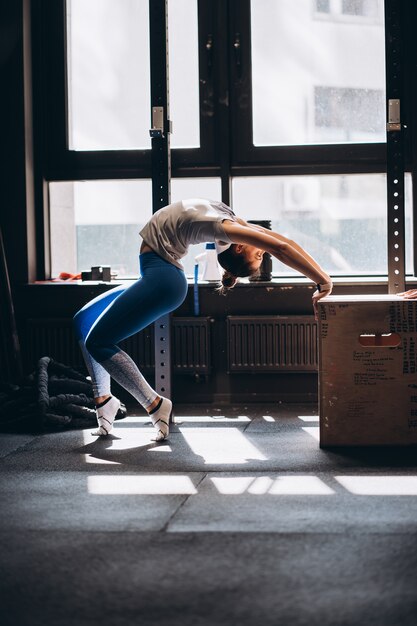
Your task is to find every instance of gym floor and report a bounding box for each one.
[1,403,417,626]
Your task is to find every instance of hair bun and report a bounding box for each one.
[216,271,238,296]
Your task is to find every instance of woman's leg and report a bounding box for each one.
[85,253,188,439]
[73,284,126,398]
[73,284,129,435]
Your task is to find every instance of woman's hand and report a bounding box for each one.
[312,283,333,320]
[398,289,417,299]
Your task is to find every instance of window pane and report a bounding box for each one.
[232,174,413,277]
[49,180,152,277]
[316,0,330,13]
[342,0,378,17]
[343,0,364,15]
[66,0,151,151]
[168,0,200,148]
[49,178,221,278]
[66,0,200,152]
[251,0,385,146]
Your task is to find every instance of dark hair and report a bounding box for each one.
[216,245,257,295]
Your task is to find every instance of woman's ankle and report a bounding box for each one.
[95,394,111,406]
[147,396,161,414]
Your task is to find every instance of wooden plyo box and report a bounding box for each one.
[318,295,417,447]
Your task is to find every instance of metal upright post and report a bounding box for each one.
[149,0,172,399]
[385,0,405,294]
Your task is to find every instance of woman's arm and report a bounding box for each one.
[235,219,327,279]
[223,220,331,287]
[223,219,332,318]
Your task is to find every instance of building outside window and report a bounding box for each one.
[314,0,382,21]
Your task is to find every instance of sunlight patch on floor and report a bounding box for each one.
[103,415,252,426]
[302,427,320,441]
[298,415,320,422]
[84,455,121,465]
[336,476,417,495]
[178,427,267,464]
[174,415,251,423]
[211,475,334,495]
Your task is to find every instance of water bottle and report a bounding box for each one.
[194,243,221,282]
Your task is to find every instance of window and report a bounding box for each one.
[232,174,413,277]
[316,0,331,13]
[49,180,152,277]
[39,1,413,284]
[250,0,385,147]
[66,0,151,151]
[342,0,378,17]
[42,0,210,179]
[314,0,382,21]
[66,0,200,152]
[49,178,221,278]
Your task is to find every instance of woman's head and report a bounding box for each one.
[217,244,264,295]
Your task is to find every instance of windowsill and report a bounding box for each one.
[29,276,417,289]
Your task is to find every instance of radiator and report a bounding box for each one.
[26,317,210,375]
[227,315,317,372]
[172,317,211,373]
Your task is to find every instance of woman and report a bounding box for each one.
[73,198,332,441]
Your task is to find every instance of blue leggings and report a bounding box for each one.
[73,252,188,406]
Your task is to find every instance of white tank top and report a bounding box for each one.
[139,198,237,269]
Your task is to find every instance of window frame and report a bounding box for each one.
[38,0,218,182]
[228,0,398,176]
[33,0,417,281]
